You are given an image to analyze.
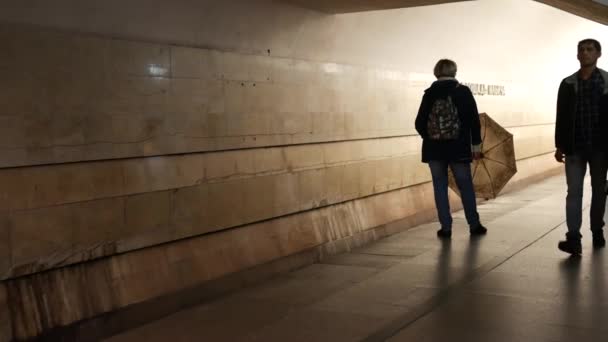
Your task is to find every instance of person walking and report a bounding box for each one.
[555,39,608,255]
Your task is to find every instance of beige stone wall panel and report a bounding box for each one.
[8,198,125,276]
[0,129,555,280]
[0,26,428,168]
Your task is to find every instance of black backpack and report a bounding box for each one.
[426,88,461,141]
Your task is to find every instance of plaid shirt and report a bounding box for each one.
[574,68,604,150]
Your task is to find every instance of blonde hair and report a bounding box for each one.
[433,59,457,78]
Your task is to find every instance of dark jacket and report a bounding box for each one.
[555,68,608,154]
[415,79,482,163]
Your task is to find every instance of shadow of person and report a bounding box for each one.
[465,235,483,278]
[559,255,581,295]
[425,232,485,341]
[559,255,582,340]
[590,249,605,329]
[434,238,453,289]
[433,232,484,289]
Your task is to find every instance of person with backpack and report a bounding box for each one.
[415,59,487,239]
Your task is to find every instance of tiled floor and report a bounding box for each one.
[107,175,607,341]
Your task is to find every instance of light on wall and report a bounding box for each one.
[148,64,168,77]
[322,63,342,74]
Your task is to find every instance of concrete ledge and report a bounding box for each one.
[6,180,441,341]
[29,207,441,342]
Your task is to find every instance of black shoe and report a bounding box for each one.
[470,224,487,236]
[593,233,606,249]
[437,229,452,239]
[558,239,582,255]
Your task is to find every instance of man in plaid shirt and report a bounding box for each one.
[555,39,608,255]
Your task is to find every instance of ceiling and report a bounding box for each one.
[534,0,608,25]
[279,0,470,14]
[280,0,608,25]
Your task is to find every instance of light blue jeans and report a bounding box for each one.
[428,160,480,231]
[565,151,608,240]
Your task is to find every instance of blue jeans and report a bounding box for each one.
[565,151,608,240]
[429,160,480,231]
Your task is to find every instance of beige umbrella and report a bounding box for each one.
[449,113,517,199]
